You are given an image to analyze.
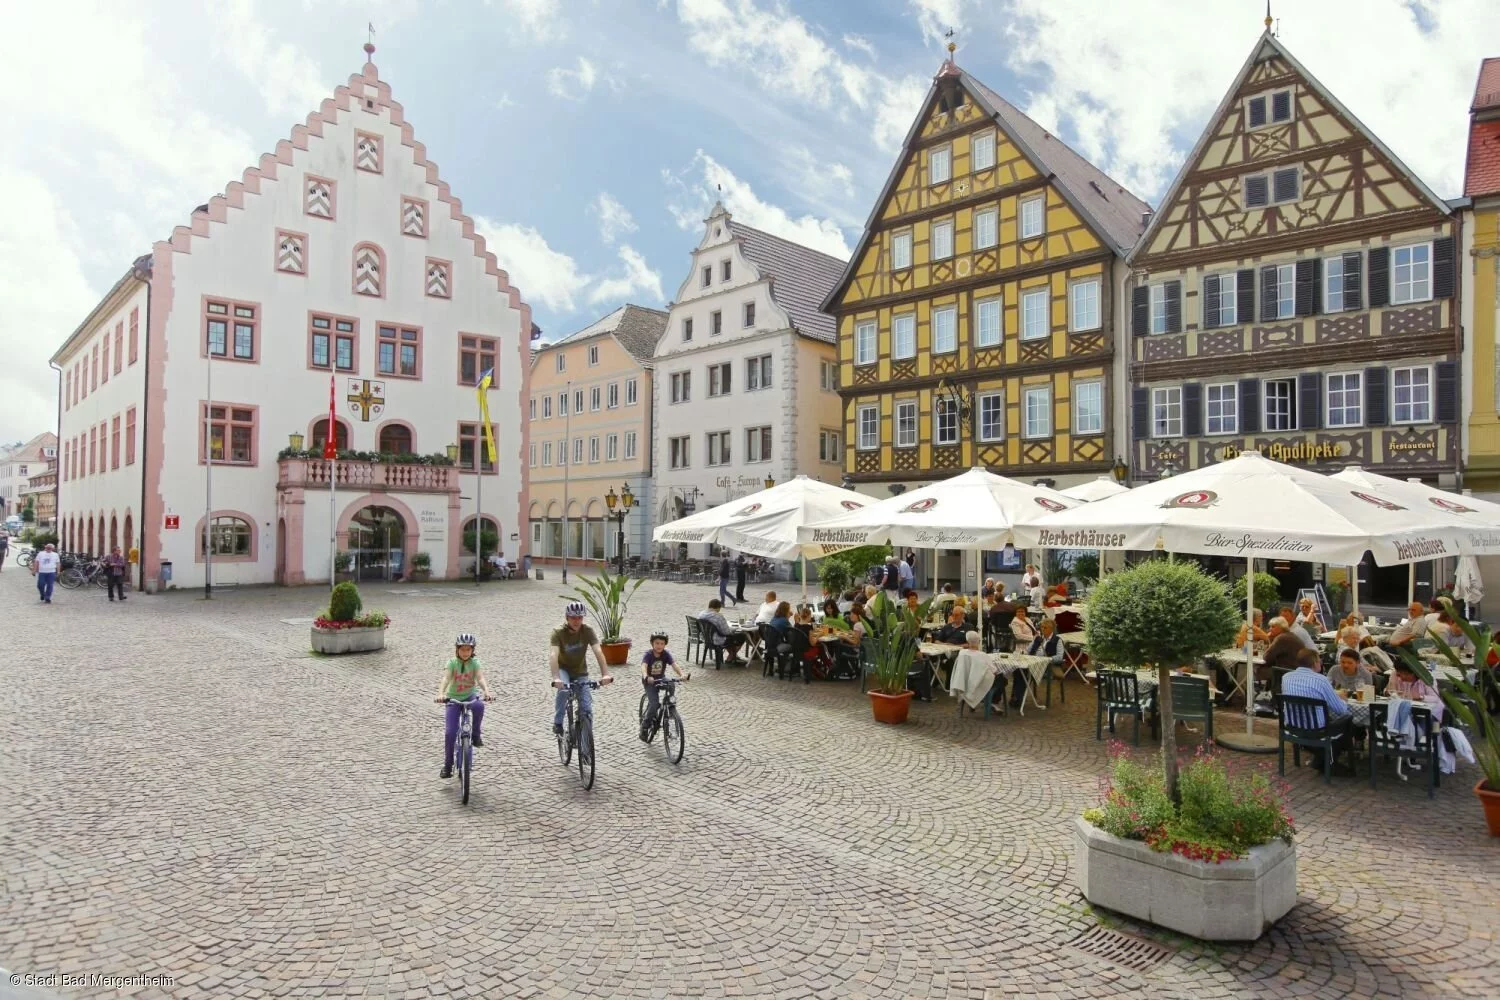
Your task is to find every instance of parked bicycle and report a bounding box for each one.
[638,676,689,764]
[16,547,34,569]
[59,557,108,590]
[437,696,487,805]
[555,676,608,789]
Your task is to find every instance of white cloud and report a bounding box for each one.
[589,246,664,305]
[664,150,851,259]
[872,74,929,151]
[908,0,969,49]
[780,145,857,217]
[495,93,516,110]
[842,33,876,59]
[212,0,329,119]
[546,56,598,101]
[1000,0,1500,200]
[593,192,638,244]
[494,0,566,40]
[474,216,663,314]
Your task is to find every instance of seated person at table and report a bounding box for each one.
[794,605,814,628]
[1011,605,1038,645]
[1026,618,1063,660]
[769,601,794,633]
[935,606,970,645]
[1235,610,1269,648]
[698,599,748,665]
[821,600,849,631]
[1335,625,1365,659]
[845,605,868,640]
[933,583,958,607]
[1329,648,1374,694]
[1029,581,1047,610]
[1434,615,1473,655]
[1280,651,1354,773]
[1295,597,1324,634]
[988,591,1016,618]
[1387,601,1434,647]
[903,590,921,614]
[1259,620,1306,683]
[982,578,996,599]
[1045,583,1070,607]
[1388,661,1444,718]
[754,591,780,625]
[1276,606,1318,650]
[964,629,982,650]
[1339,613,1371,641]
[1358,635,1393,674]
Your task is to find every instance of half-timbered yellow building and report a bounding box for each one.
[823,53,1149,497]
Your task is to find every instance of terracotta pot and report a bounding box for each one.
[1476,780,1500,837]
[602,640,632,667]
[868,689,914,725]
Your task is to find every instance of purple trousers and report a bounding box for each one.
[443,699,485,768]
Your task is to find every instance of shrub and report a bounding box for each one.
[462,527,499,559]
[1231,571,1281,617]
[29,532,57,550]
[817,557,853,598]
[328,581,362,622]
[1070,552,1100,587]
[411,551,432,571]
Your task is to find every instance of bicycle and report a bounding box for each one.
[59,557,107,591]
[555,676,610,789]
[15,547,33,569]
[638,676,689,763]
[437,695,491,805]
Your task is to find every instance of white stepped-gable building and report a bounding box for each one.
[51,44,534,590]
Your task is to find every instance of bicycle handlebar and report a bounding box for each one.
[553,676,610,690]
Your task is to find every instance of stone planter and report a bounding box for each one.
[311,626,387,654]
[1072,816,1296,941]
[408,569,431,583]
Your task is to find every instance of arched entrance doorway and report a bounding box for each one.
[349,505,407,581]
[275,519,287,585]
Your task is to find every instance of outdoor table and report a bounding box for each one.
[991,651,1052,715]
[734,622,764,660]
[1059,631,1088,645]
[1212,648,1265,702]
[950,648,999,710]
[1044,604,1086,620]
[918,641,962,693]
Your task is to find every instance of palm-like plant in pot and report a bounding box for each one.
[563,568,644,667]
[864,592,933,724]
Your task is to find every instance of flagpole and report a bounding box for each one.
[475,441,483,588]
[329,376,338,590]
[204,350,213,600]
[562,379,571,585]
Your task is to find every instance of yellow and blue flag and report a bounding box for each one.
[476,368,497,464]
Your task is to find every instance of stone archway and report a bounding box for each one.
[336,494,420,583]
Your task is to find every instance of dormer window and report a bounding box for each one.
[701,265,712,288]
[721,260,732,282]
[1246,89,1293,130]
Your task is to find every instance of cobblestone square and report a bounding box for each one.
[1,572,1496,999]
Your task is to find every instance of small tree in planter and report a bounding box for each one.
[563,568,643,666]
[1232,571,1281,618]
[462,525,499,579]
[864,591,934,724]
[311,581,390,654]
[334,551,354,582]
[817,557,854,603]
[409,551,432,582]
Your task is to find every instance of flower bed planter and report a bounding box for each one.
[1072,816,1296,941]
[311,626,387,654]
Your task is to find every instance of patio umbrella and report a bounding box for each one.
[1060,476,1130,502]
[1454,556,1484,619]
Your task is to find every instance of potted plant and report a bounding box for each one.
[1324,579,1349,617]
[311,581,390,654]
[409,551,432,583]
[1071,552,1100,590]
[817,556,854,602]
[564,568,644,666]
[334,550,354,583]
[1405,601,1500,836]
[463,524,499,580]
[1231,571,1281,617]
[864,592,932,724]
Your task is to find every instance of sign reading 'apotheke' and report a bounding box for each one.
[1215,441,1347,463]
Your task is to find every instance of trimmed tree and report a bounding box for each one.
[1232,571,1281,617]
[1085,560,1240,802]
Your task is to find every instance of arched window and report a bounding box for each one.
[461,515,500,555]
[86,515,95,555]
[311,418,349,454]
[123,514,133,554]
[378,424,413,455]
[202,515,253,557]
[109,515,119,552]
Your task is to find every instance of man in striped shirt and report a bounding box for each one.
[1281,654,1354,774]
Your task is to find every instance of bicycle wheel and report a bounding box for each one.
[557,699,574,766]
[663,707,685,764]
[638,691,648,725]
[93,571,109,589]
[58,568,84,590]
[459,733,472,805]
[577,714,595,790]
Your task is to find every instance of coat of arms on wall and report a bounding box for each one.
[347,379,386,421]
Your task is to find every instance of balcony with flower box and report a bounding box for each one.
[276,447,460,497]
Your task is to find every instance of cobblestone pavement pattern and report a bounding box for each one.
[1,572,1497,1000]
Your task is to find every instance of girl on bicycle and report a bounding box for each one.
[434,632,495,778]
[640,631,687,742]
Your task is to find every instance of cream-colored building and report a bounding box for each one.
[528,304,666,569]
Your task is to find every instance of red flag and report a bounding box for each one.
[323,375,338,459]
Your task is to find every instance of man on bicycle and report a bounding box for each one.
[550,601,613,734]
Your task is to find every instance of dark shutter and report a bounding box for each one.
[1271,90,1291,122]
[1248,96,1267,128]
[1131,285,1149,336]
[1132,386,1150,439]
[1240,378,1261,434]
[1295,259,1317,316]
[1273,168,1299,203]
[1182,383,1202,437]
[1435,361,1459,423]
[1260,266,1278,321]
[1165,281,1182,334]
[1237,268,1255,323]
[1245,176,1269,207]
[1365,367,1389,427]
[1202,275,1221,329]
[1299,373,1322,430]
[1343,251,1363,310]
[1433,236,1457,299]
[1368,246,1390,307]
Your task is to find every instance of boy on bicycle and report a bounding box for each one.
[639,630,688,741]
[551,601,613,734]
[434,632,495,779]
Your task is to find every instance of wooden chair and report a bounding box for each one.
[1169,674,1214,742]
[1095,670,1157,745]
[1369,702,1440,798]
[1277,695,1351,784]
[684,616,705,666]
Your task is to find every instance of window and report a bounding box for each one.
[975,297,1002,347]
[746,425,772,462]
[722,260,732,282]
[857,405,879,449]
[708,363,732,397]
[587,345,599,366]
[671,371,691,403]
[1327,372,1363,427]
[1203,273,1238,327]
[557,439,567,466]
[743,301,756,327]
[588,436,600,463]
[746,354,773,391]
[894,401,917,447]
[204,405,256,464]
[1023,387,1051,438]
[114,325,122,374]
[203,516,252,558]
[529,399,537,420]
[820,360,838,391]
[670,435,691,469]
[377,325,420,378]
[558,392,569,417]
[129,308,139,364]
[1393,366,1432,423]
[1069,280,1100,332]
[819,429,841,462]
[1074,381,1103,435]
[1246,90,1292,129]
[542,396,552,418]
[1152,387,1182,438]
[457,422,496,472]
[626,378,638,405]
[893,313,916,359]
[711,310,723,335]
[978,392,1004,441]
[459,335,495,385]
[606,434,618,461]
[607,383,620,408]
[556,353,566,372]
[683,317,693,341]
[1206,383,1238,434]
[573,437,583,464]
[1021,288,1049,341]
[1248,94,1267,129]
[855,321,877,365]
[590,386,601,411]
[310,315,358,372]
[1244,175,1269,208]
[88,427,96,475]
[932,305,957,353]
[1264,379,1295,431]
[706,431,731,466]
[701,265,712,288]
[971,130,996,170]
[573,389,583,413]
[92,344,99,390]
[530,443,537,467]
[929,145,951,184]
[935,396,960,445]
[1393,244,1432,304]
[1149,283,1169,334]
[931,219,954,260]
[110,414,120,469]
[892,231,912,270]
[1324,256,1346,312]
[1020,196,1045,238]
[1245,168,1299,207]
[204,300,257,361]
[974,207,998,249]
[379,424,412,454]
[125,407,137,465]
[542,441,553,466]
[101,334,109,383]
[311,418,348,454]
[1270,263,1295,319]
[624,431,637,460]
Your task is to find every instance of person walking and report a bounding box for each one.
[104,546,129,602]
[0,529,8,572]
[734,553,748,604]
[34,543,59,603]
[718,553,737,606]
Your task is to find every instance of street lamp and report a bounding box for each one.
[288,431,305,452]
[604,482,638,576]
[1111,456,1129,483]
[764,475,776,490]
[841,473,855,490]
[445,443,460,465]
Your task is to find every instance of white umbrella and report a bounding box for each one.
[1454,556,1484,617]
[1060,476,1130,502]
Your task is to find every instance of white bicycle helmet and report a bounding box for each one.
[455,632,478,647]
[563,601,587,618]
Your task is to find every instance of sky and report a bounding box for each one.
[1,0,1495,445]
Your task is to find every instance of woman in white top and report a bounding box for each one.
[754,591,780,624]
[1294,597,1324,634]
[1010,606,1037,644]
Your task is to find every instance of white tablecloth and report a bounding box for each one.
[947,650,1052,710]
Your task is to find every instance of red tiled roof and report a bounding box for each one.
[1465,119,1500,198]
[1474,57,1500,112]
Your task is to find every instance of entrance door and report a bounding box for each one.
[350,506,407,582]
[275,519,287,585]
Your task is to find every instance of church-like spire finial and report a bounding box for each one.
[945,26,956,55]
[1264,1,1273,29]
[364,22,376,60]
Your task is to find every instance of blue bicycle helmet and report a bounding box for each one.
[455,632,477,647]
[564,601,587,618]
